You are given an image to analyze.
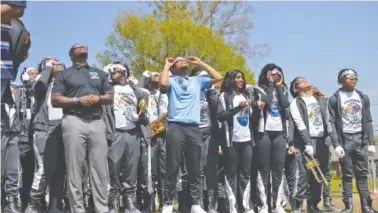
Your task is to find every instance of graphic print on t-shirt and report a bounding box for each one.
[237,107,249,127]
[308,102,323,129]
[117,91,137,120]
[343,98,362,127]
[268,89,281,117]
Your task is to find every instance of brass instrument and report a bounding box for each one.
[150,113,167,137]
[138,98,147,115]
[304,152,329,186]
[19,86,28,136]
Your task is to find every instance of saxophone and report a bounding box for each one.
[150,112,167,137]
[19,86,28,136]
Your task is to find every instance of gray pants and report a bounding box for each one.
[108,128,140,198]
[62,115,109,213]
[29,122,65,200]
[1,133,20,196]
[340,132,370,200]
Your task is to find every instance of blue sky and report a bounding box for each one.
[19,1,378,127]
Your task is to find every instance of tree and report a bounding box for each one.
[148,1,270,60]
[96,14,255,84]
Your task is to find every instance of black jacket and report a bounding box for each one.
[252,82,290,137]
[328,89,374,146]
[288,95,338,150]
[216,90,254,147]
[32,67,53,131]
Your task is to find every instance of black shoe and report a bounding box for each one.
[24,198,47,213]
[323,197,341,213]
[46,197,64,213]
[361,197,378,213]
[3,196,20,213]
[307,200,324,213]
[121,195,142,213]
[340,198,352,213]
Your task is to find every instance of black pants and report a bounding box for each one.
[108,128,140,199]
[200,127,211,193]
[165,122,203,205]
[1,133,20,197]
[322,147,332,200]
[339,133,370,200]
[289,138,329,204]
[224,141,253,212]
[206,133,224,194]
[19,138,35,208]
[151,133,166,198]
[30,122,66,200]
[255,131,286,208]
[307,138,329,204]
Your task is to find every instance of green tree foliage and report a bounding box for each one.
[97,14,255,84]
[148,1,270,60]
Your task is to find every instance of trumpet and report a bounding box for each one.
[303,152,329,186]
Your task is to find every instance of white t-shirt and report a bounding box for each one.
[339,90,362,133]
[47,83,63,121]
[147,90,168,124]
[296,96,324,137]
[232,94,251,142]
[265,89,283,131]
[113,84,138,130]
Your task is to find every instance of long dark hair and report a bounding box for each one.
[220,70,246,94]
[258,63,286,88]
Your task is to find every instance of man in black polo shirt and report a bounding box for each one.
[51,44,113,213]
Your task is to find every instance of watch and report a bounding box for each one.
[73,97,80,104]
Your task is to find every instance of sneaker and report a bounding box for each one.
[258,206,269,213]
[162,205,173,213]
[190,205,206,213]
[273,206,286,213]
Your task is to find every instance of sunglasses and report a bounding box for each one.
[295,78,308,86]
[345,74,358,81]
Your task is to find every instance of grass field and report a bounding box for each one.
[284,179,378,212]
[286,193,378,212]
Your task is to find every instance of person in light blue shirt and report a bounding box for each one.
[160,56,222,213]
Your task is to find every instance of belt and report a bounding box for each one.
[67,113,101,120]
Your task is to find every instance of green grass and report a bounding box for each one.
[329,179,377,193]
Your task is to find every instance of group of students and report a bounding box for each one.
[0,45,377,213]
